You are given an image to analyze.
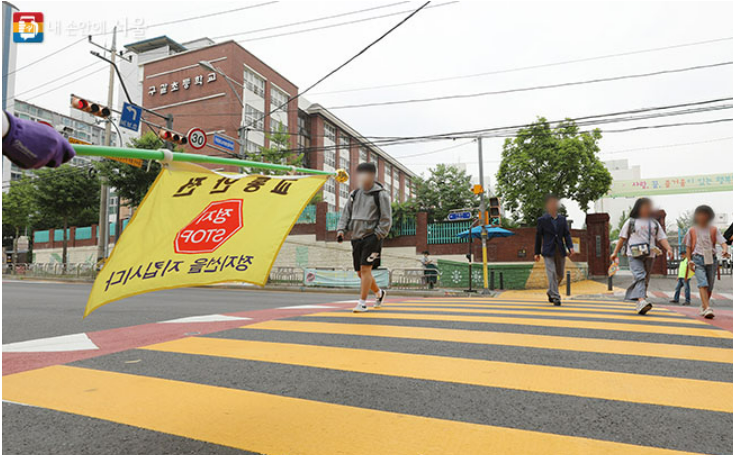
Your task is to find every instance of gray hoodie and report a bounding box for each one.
[337,182,392,240]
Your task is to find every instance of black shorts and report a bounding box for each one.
[351,234,382,271]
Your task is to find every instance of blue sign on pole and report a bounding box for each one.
[212,134,236,153]
[448,211,472,221]
[119,102,142,132]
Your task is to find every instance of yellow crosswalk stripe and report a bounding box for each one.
[143,337,733,413]
[306,311,733,339]
[401,299,634,308]
[2,365,698,455]
[379,306,705,325]
[242,320,733,364]
[389,302,686,316]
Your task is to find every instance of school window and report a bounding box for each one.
[384,162,392,182]
[324,179,335,194]
[325,149,336,168]
[270,87,288,110]
[324,123,336,142]
[339,138,350,170]
[359,147,368,164]
[339,182,349,200]
[270,119,284,133]
[245,104,264,130]
[245,140,260,153]
[243,68,266,97]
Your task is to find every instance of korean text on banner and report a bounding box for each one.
[85,162,327,317]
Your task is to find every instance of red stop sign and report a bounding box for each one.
[174,199,243,254]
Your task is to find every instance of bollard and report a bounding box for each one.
[566,271,571,296]
[489,270,495,291]
[607,274,613,291]
[499,272,504,290]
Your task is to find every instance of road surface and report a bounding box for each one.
[3,281,733,454]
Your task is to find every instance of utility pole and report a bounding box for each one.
[96,26,116,264]
[477,137,490,294]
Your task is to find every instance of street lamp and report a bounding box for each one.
[198,60,248,162]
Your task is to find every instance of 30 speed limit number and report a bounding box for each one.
[187,128,207,150]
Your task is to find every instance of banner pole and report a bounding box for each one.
[72,144,346,180]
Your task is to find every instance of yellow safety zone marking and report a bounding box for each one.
[388,302,687,316]
[378,306,707,325]
[243,320,733,364]
[142,337,733,413]
[394,300,682,313]
[2,365,698,455]
[306,311,733,339]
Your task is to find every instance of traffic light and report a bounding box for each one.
[70,95,110,118]
[488,196,501,226]
[158,129,188,146]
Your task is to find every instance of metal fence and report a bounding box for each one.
[390,218,416,237]
[296,205,317,225]
[3,262,96,278]
[326,212,341,231]
[427,221,471,244]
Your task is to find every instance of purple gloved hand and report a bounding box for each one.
[2,111,76,169]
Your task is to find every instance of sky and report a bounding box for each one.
[6,0,733,225]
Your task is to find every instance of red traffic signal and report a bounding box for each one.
[70,95,110,118]
[158,129,188,145]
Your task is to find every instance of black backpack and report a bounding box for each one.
[349,186,381,219]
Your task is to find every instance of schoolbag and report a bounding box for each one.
[349,186,381,220]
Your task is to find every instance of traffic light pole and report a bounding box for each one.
[96,26,116,264]
[477,136,490,294]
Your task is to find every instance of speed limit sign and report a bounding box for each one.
[187,127,207,150]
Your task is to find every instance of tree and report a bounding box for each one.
[94,131,167,209]
[676,210,693,231]
[2,177,36,262]
[32,166,100,265]
[415,164,479,222]
[257,122,302,175]
[495,118,612,225]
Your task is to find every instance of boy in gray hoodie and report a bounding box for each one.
[336,162,392,312]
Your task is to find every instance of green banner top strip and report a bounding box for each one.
[72,144,336,177]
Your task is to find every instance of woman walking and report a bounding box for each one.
[610,198,673,315]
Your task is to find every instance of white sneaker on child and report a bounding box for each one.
[701,307,715,319]
[352,302,368,313]
[636,299,652,315]
[374,290,386,309]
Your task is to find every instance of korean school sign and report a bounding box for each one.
[85,162,327,317]
[606,172,733,198]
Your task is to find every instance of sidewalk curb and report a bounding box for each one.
[2,274,495,298]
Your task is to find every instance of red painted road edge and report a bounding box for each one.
[662,305,733,333]
[2,302,368,376]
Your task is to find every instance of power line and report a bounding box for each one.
[326,61,733,110]
[238,1,456,43]
[601,135,733,155]
[248,1,433,134]
[6,37,87,76]
[312,34,733,96]
[212,2,410,40]
[22,66,109,103]
[93,1,280,37]
[8,62,103,103]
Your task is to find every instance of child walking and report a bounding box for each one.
[669,255,692,305]
[610,198,673,315]
[684,205,730,319]
[336,162,392,313]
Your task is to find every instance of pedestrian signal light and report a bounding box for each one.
[70,95,111,118]
[489,196,501,226]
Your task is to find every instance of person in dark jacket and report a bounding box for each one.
[534,195,575,306]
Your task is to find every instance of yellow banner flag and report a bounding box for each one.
[85,162,327,317]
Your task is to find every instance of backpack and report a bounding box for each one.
[349,186,381,220]
[688,226,718,256]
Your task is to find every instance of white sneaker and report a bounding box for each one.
[701,307,715,319]
[374,290,386,309]
[636,299,652,315]
[352,303,368,313]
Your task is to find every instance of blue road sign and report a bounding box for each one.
[212,134,236,153]
[119,102,142,132]
[448,211,472,221]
